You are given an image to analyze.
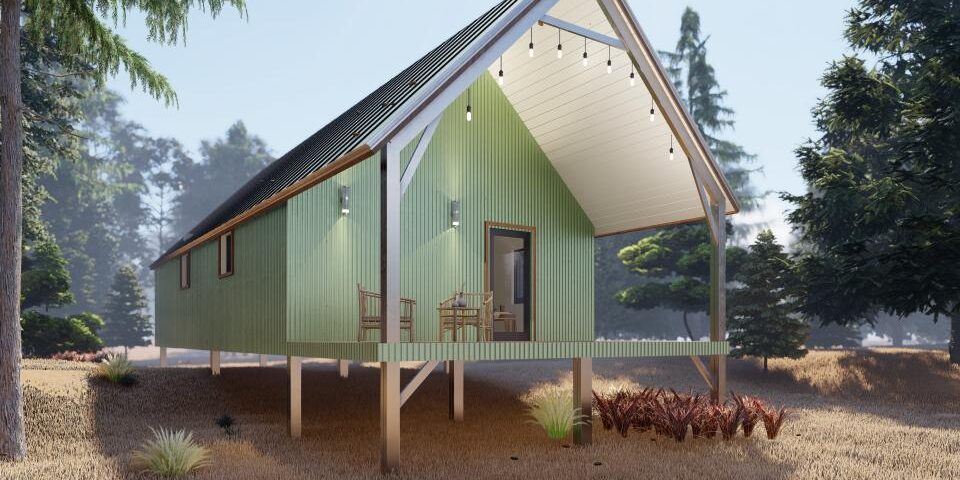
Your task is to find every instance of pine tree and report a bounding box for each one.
[729,231,808,372]
[20,239,73,311]
[101,265,151,356]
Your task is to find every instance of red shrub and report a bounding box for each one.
[716,404,742,440]
[760,405,789,439]
[731,393,763,438]
[51,350,108,362]
[653,391,701,442]
[593,390,639,437]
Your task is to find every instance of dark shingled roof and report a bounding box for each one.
[157,0,520,264]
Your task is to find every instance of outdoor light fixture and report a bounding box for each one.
[557,28,563,59]
[630,65,636,87]
[450,200,461,227]
[528,28,534,57]
[669,136,675,161]
[650,102,656,122]
[339,186,350,215]
[498,56,504,86]
[606,46,612,74]
[582,38,589,66]
[466,88,472,122]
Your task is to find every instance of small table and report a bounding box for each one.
[494,311,517,332]
[438,306,482,342]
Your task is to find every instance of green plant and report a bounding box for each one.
[132,428,211,477]
[20,311,104,358]
[760,406,789,439]
[523,387,584,440]
[95,353,135,385]
[215,414,238,436]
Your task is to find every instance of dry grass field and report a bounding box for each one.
[2,348,959,479]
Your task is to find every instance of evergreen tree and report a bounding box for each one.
[783,0,960,363]
[20,239,73,311]
[617,226,746,340]
[101,265,151,355]
[170,121,272,240]
[806,323,863,349]
[729,231,808,371]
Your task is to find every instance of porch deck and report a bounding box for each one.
[288,340,729,362]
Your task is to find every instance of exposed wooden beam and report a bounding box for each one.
[709,196,727,403]
[380,142,402,474]
[400,116,441,196]
[288,356,302,438]
[400,360,440,407]
[572,357,593,445]
[210,350,220,376]
[539,15,625,50]
[449,360,464,422]
[689,355,715,392]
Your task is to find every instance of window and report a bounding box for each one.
[218,231,234,278]
[179,252,190,289]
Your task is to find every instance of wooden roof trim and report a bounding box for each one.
[593,212,736,239]
[150,144,375,270]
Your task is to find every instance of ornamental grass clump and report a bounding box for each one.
[523,386,584,441]
[132,427,211,477]
[94,353,136,386]
[760,405,789,439]
[593,390,638,437]
[732,393,763,438]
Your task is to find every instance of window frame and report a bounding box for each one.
[218,230,235,279]
[179,252,191,289]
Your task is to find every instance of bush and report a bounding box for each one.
[132,428,211,477]
[215,414,238,436]
[95,354,136,385]
[522,386,584,440]
[52,350,109,363]
[760,405,789,439]
[21,311,104,358]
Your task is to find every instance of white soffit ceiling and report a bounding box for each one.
[486,0,733,236]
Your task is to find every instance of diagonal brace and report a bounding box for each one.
[400,360,440,407]
[400,115,441,196]
[689,355,715,392]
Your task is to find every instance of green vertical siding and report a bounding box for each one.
[287,73,595,343]
[155,207,287,353]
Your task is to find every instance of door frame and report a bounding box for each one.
[483,221,536,341]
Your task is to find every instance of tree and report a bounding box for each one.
[100,265,151,355]
[1,0,245,461]
[806,323,863,349]
[169,121,273,240]
[617,226,746,340]
[20,311,103,358]
[783,0,960,363]
[729,231,808,372]
[20,239,73,311]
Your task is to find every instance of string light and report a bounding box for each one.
[557,28,563,59]
[629,64,636,87]
[498,56,504,86]
[669,136,675,161]
[650,101,655,122]
[606,45,612,74]
[466,88,472,122]
[582,37,589,66]
[528,28,534,57]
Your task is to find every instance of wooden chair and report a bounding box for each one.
[438,292,492,342]
[357,284,415,342]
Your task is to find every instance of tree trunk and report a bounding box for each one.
[891,320,904,347]
[682,311,696,341]
[763,357,768,373]
[950,314,960,365]
[0,0,26,461]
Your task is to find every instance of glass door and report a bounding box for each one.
[487,225,532,341]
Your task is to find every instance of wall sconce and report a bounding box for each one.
[339,186,350,215]
[450,200,461,228]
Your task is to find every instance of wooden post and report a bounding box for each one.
[158,347,167,367]
[380,144,401,474]
[338,359,349,378]
[259,354,268,367]
[448,360,464,422]
[288,356,302,438]
[709,197,727,403]
[210,350,220,376]
[572,357,592,445]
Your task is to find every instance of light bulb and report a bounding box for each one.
[582,52,588,67]
[498,70,504,86]
[650,108,655,122]
[607,60,612,74]
[528,42,534,57]
[557,45,563,59]
[669,147,675,161]
[466,105,472,122]
[629,72,636,87]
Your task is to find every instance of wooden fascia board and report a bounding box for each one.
[150,144,374,269]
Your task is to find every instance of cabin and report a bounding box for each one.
[150,0,738,472]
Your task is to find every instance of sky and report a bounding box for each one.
[107,0,857,244]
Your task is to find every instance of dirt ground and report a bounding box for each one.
[3,348,960,479]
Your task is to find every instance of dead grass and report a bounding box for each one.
[1,349,959,479]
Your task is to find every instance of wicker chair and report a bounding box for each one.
[438,292,493,342]
[357,284,415,341]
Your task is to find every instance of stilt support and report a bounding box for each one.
[259,354,268,367]
[289,356,302,438]
[210,350,220,375]
[158,347,167,367]
[338,359,350,378]
[380,362,400,473]
[573,357,593,445]
[448,360,464,422]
